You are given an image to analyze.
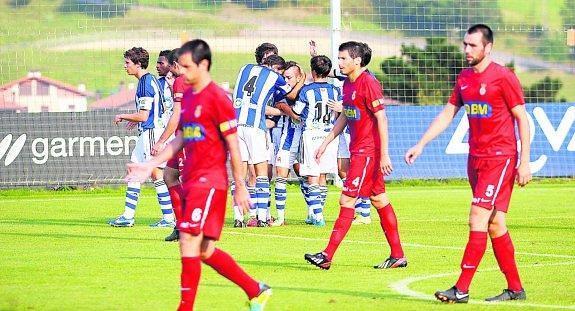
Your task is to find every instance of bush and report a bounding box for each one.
[59,0,130,18]
[524,76,563,103]
[377,37,465,104]
[9,0,31,8]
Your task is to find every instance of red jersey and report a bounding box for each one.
[178,82,238,190]
[342,70,385,156]
[173,76,192,103]
[449,62,524,157]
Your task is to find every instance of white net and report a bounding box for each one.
[0,0,574,186]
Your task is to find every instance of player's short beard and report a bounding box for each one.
[467,53,485,66]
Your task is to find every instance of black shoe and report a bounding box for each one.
[304,252,332,270]
[233,219,246,228]
[257,220,269,227]
[434,286,469,303]
[164,228,179,242]
[485,289,526,302]
[374,256,408,269]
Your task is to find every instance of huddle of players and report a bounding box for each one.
[231,42,374,228]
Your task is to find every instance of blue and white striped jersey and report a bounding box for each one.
[136,73,165,130]
[158,76,174,113]
[233,64,291,131]
[293,82,342,131]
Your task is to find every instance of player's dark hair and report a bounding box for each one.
[124,47,149,69]
[180,39,212,71]
[284,61,300,73]
[467,24,494,45]
[263,54,286,70]
[338,41,372,67]
[167,48,180,65]
[159,50,171,58]
[310,55,332,78]
[255,42,278,65]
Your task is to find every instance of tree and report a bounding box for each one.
[524,76,564,103]
[561,0,575,29]
[377,39,564,104]
[378,37,465,104]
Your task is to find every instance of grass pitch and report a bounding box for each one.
[0,182,574,310]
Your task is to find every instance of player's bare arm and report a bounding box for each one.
[224,133,252,213]
[315,111,347,162]
[511,104,532,187]
[309,40,318,57]
[326,99,343,113]
[275,101,301,122]
[114,109,150,124]
[374,108,393,176]
[126,133,184,183]
[265,105,283,116]
[405,103,460,165]
[151,101,181,155]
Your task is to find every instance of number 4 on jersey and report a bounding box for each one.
[243,76,257,97]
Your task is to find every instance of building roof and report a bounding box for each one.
[90,86,136,110]
[0,72,92,97]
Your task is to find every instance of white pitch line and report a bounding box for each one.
[389,261,575,310]
[223,231,575,259]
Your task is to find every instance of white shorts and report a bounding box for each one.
[275,149,298,169]
[268,127,281,165]
[275,127,302,169]
[299,129,338,177]
[238,126,269,165]
[338,132,350,159]
[131,127,167,168]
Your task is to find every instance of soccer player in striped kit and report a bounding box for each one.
[406,24,531,303]
[233,43,291,227]
[292,55,340,227]
[109,47,175,228]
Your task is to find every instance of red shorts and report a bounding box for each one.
[178,186,227,240]
[166,150,185,172]
[468,155,517,213]
[342,155,385,198]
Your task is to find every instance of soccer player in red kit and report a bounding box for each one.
[161,48,194,242]
[126,40,272,311]
[304,41,407,270]
[405,24,531,303]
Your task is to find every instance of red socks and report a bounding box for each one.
[323,207,355,260]
[202,248,260,299]
[376,203,405,258]
[168,185,184,221]
[455,231,488,292]
[492,232,523,291]
[178,257,201,311]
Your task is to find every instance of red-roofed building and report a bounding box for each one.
[0,71,92,113]
[90,83,136,110]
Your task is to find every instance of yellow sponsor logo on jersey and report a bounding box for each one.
[343,106,360,120]
[464,102,492,118]
[182,123,205,142]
